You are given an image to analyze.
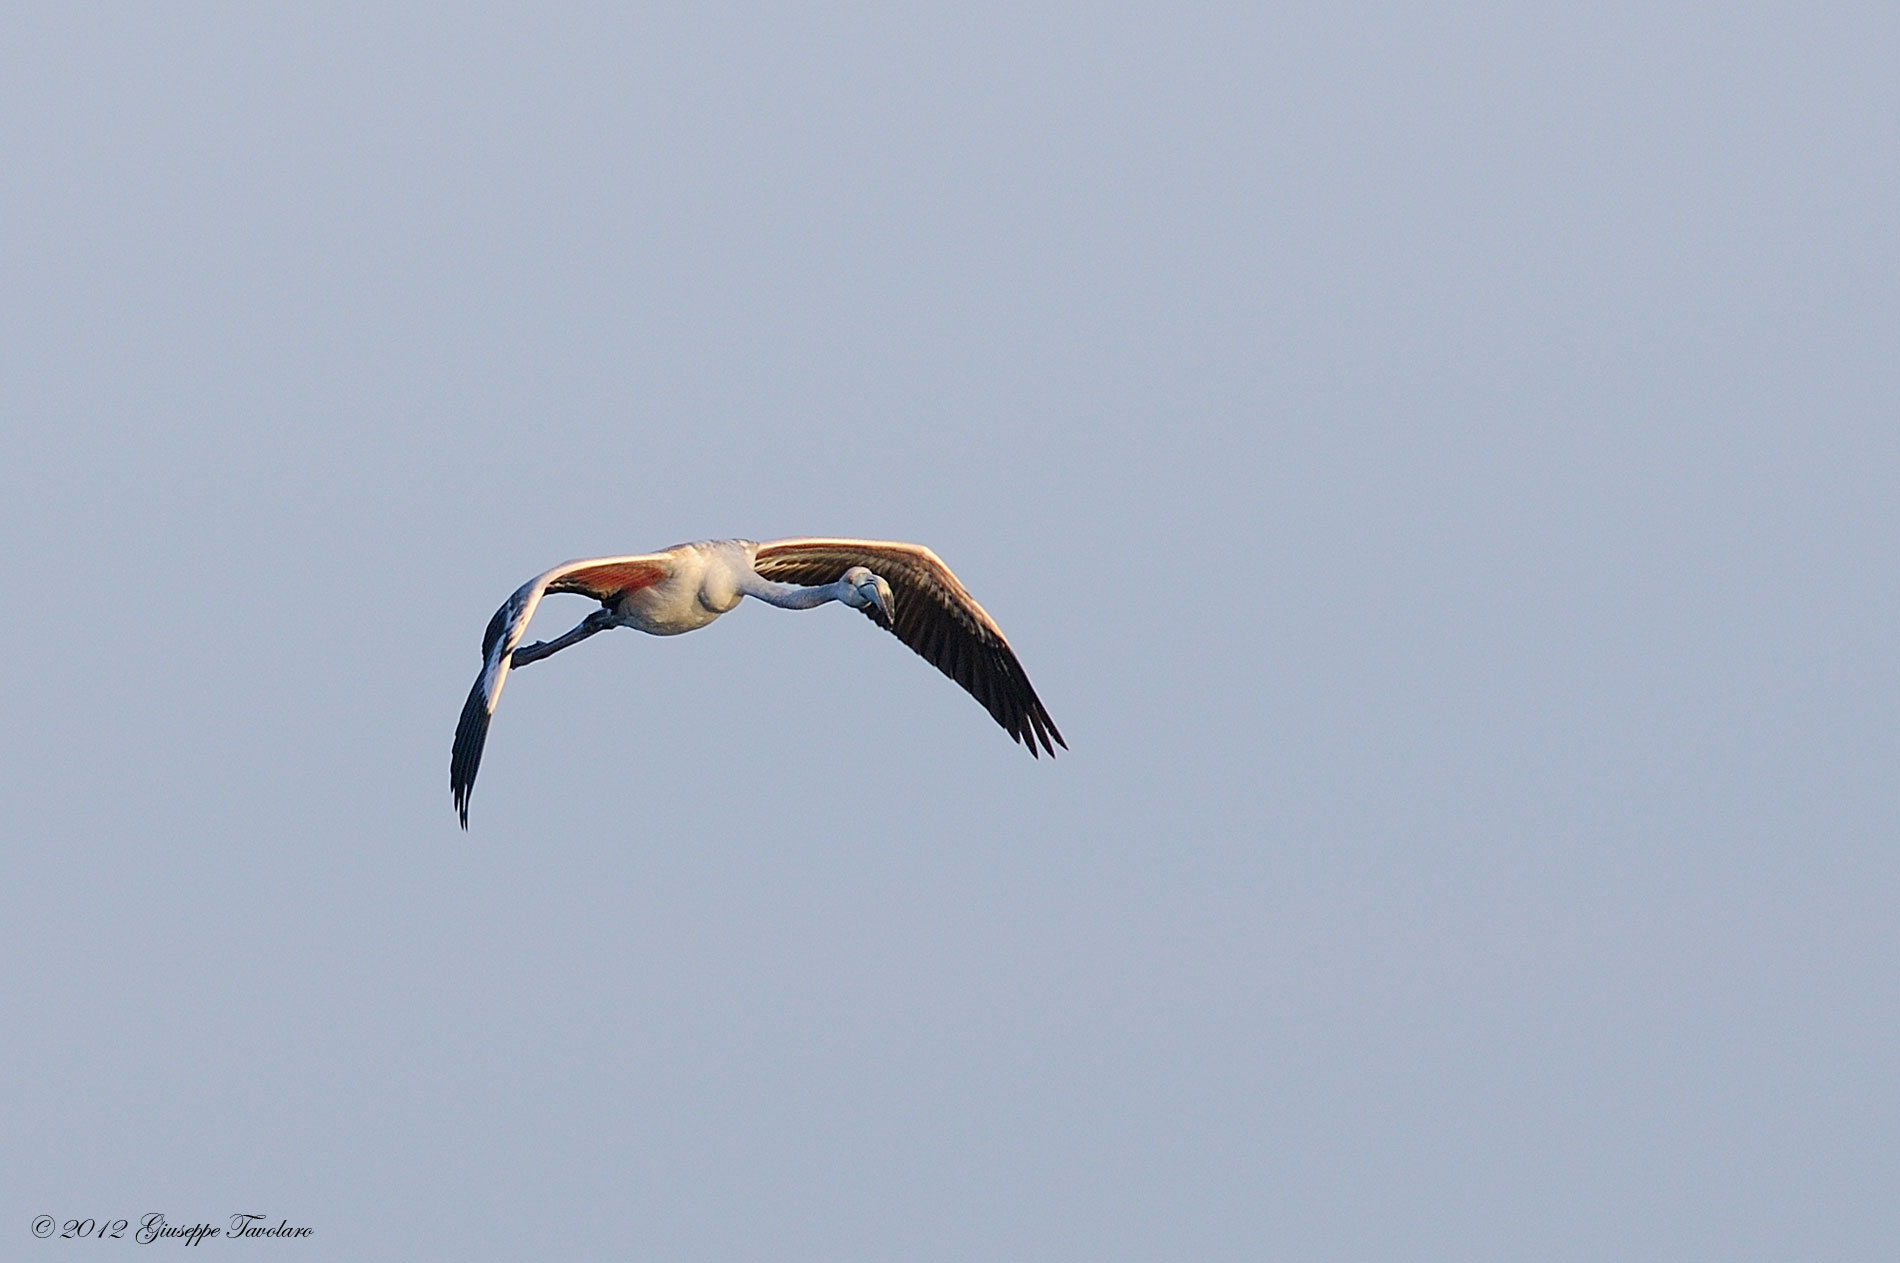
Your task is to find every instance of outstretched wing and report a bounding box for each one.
[451,553,670,827]
[751,538,1065,757]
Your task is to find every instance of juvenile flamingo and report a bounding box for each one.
[452,538,1064,825]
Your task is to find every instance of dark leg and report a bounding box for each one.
[510,608,617,668]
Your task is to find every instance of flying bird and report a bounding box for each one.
[451,537,1065,825]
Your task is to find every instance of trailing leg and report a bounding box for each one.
[510,608,616,667]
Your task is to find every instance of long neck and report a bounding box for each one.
[736,571,856,611]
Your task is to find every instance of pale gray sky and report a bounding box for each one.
[3,4,1896,1260]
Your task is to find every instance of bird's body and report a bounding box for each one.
[451,537,1063,825]
[591,537,750,635]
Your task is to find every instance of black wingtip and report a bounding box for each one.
[450,675,491,829]
[1033,707,1065,758]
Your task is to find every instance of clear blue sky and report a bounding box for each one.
[3,5,1895,1259]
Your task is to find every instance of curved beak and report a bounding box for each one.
[860,576,894,627]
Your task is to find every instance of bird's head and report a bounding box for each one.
[841,566,894,627]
